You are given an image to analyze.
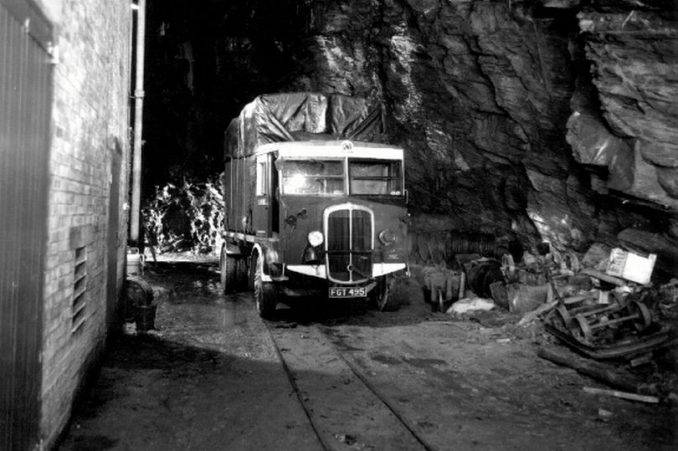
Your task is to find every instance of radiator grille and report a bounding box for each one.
[326,207,372,283]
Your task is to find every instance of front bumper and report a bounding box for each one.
[284,262,407,281]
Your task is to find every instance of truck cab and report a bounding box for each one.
[220,93,409,318]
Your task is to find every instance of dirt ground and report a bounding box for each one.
[56,259,677,451]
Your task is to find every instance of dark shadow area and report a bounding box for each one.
[146,260,220,275]
[56,331,322,451]
[143,0,311,192]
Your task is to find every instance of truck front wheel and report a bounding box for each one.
[372,275,397,311]
[254,254,277,319]
[220,246,238,294]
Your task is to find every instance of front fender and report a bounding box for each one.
[251,243,280,281]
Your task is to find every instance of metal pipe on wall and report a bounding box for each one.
[130,0,146,244]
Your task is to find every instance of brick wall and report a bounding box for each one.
[39,0,133,448]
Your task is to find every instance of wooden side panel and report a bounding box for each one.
[224,155,256,235]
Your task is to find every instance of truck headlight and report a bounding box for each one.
[378,229,397,245]
[303,246,321,265]
[308,230,324,247]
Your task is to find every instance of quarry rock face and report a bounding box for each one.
[147,0,678,256]
[297,0,677,252]
[569,8,678,208]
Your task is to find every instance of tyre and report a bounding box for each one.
[220,246,238,294]
[236,257,249,290]
[422,286,433,304]
[248,255,256,291]
[372,275,398,311]
[253,254,277,319]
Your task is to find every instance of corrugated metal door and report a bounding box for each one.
[0,1,53,450]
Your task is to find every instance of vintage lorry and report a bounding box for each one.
[220,92,409,318]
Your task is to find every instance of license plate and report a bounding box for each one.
[329,287,367,298]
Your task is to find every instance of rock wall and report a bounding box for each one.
[568,6,678,210]
[292,0,677,253]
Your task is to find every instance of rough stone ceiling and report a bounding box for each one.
[144,0,678,260]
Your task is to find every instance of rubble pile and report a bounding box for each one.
[419,237,675,349]
[418,237,678,402]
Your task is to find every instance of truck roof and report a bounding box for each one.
[224,93,387,159]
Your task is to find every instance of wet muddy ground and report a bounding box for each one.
[56,259,677,451]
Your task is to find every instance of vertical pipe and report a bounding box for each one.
[130,0,146,244]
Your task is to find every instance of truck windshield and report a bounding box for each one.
[281,160,345,195]
[349,160,403,196]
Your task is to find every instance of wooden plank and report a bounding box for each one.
[583,387,659,404]
[536,345,639,392]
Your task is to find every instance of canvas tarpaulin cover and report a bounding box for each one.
[225,93,385,158]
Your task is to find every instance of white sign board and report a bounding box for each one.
[606,248,656,285]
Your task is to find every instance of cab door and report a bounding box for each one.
[253,153,271,237]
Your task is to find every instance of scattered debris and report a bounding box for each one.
[125,276,157,332]
[417,233,677,401]
[518,300,558,327]
[507,283,551,314]
[581,243,612,271]
[422,265,461,312]
[544,281,674,360]
[580,268,626,287]
[658,279,678,319]
[446,297,495,316]
[335,434,358,445]
[629,353,653,368]
[498,243,678,361]
[597,408,613,419]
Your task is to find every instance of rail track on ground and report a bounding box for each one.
[262,315,437,451]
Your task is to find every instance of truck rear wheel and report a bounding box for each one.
[220,246,238,294]
[254,254,277,319]
[236,257,249,290]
